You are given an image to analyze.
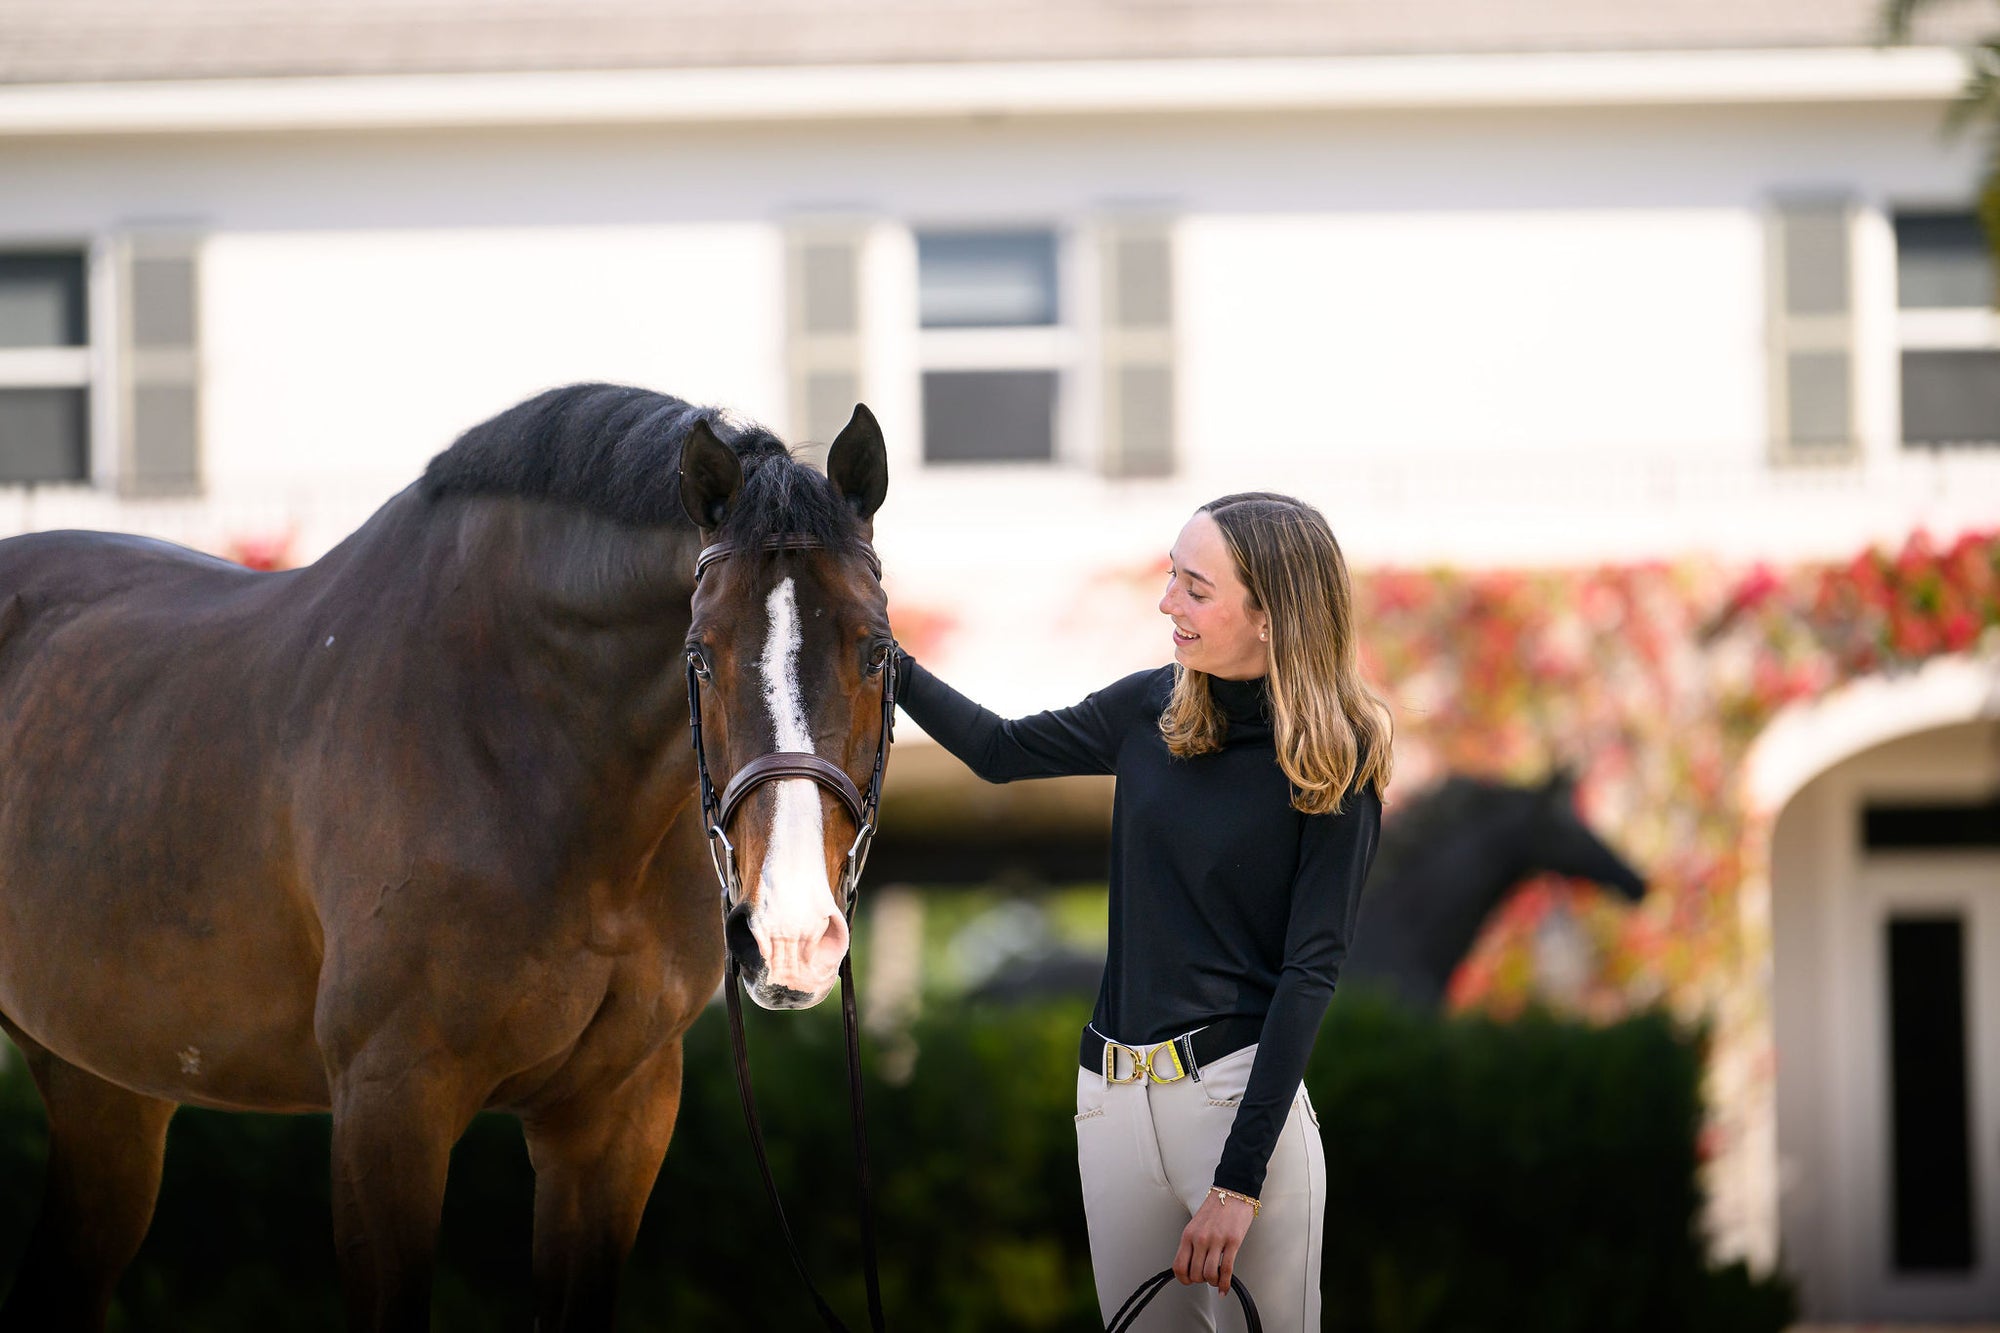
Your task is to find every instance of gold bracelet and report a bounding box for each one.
[1208,1186,1262,1219]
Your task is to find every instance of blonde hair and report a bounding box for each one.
[1159,492,1395,814]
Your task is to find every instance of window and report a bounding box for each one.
[1896,210,2000,447]
[0,251,91,485]
[917,230,1067,464]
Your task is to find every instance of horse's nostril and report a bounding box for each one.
[724,902,764,975]
[804,910,850,975]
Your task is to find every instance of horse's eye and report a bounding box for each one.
[686,647,713,681]
[865,643,892,677]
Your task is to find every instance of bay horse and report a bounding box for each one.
[0,383,895,1332]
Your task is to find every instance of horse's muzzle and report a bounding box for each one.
[725,901,840,1010]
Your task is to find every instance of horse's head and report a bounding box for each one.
[680,405,893,1011]
[1523,765,1647,902]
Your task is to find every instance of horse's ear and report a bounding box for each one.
[826,404,888,522]
[679,421,743,530]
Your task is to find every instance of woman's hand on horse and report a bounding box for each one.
[1173,1190,1255,1294]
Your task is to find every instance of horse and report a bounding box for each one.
[0,382,895,1332]
[1342,768,1649,1010]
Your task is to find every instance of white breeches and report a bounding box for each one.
[1074,1043,1325,1332]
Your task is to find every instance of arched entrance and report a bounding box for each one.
[1757,654,2000,1319]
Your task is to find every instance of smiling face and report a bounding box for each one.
[1159,510,1271,681]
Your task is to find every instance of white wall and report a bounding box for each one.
[1180,208,1764,460]
[201,224,782,488]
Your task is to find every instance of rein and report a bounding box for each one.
[687,534,894,1333]
[686,534,1258,1332]
[1108,1270,1263,1332]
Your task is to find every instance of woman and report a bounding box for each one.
[892,492,1393,1331]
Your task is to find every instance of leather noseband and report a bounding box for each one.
[717,754,866,834]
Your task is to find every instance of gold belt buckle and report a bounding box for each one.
[1102,1037,1187,1085]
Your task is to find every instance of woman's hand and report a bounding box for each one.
[1174,1190,1255,1294]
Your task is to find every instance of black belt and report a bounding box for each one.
[1078,1015,1263,1085]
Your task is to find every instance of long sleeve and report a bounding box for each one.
[1211,781,1382,1199]
[894,650,1156,784]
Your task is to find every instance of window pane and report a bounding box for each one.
[1896,212,1992,310]
[922,370,1055,462]
[1866,796,2000,847]
[0,253,87,349]
[918,231,1057,328]
[1887,916,1976,1273]
[1902,349,2000,445]
[0,387,88,483]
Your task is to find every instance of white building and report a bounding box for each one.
[3,0,1999,1319]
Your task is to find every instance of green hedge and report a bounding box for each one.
[0,995,1792,1332]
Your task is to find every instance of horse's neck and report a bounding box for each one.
[355,496,700,839]
[482,499,696,723]
[1416,808,1534,970]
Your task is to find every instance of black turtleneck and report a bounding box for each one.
[895,655,1382,1198]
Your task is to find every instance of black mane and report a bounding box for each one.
[420,383,867,552]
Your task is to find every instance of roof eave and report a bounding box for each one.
[0,46,1968,138]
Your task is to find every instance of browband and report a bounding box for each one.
[696,536,883,584]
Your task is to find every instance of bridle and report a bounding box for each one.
[685,532,896,1333]
[687,534,896,919]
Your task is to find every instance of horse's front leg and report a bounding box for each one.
[522,1038,685,1333]
[327,1039,478,1333]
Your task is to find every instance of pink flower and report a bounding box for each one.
[1731,562,1782,613]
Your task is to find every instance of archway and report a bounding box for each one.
[1750,653,2000,1319]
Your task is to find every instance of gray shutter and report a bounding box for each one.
[118,232,203,495]
[1099,219,1176,478]
[1768,199,1858,464]
[785,222,868,466]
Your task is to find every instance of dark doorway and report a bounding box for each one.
[1887,914,1976,1273]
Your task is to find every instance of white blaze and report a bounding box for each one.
[755,577,832,944]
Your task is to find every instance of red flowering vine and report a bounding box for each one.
[1364,526,2000,1017]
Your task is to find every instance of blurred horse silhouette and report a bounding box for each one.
[967,768,1645,1014]
[0,383,894,1333]
[1344,768,1648,1009]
